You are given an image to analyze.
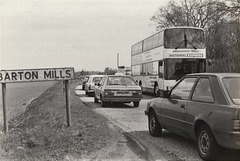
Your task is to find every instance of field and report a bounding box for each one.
[0,82,56,121]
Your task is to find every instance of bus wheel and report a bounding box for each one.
[154,84,159,96]
[133,102,139,107]
[139,81,142,89]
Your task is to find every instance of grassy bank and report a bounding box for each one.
[1,80,112,160]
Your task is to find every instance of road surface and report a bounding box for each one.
[75,85,239,161]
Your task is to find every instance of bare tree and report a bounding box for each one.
[151,0,240,72]
[151,0,239,30]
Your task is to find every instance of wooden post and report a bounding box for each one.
[2,83,8,134]
[64,80,71,127]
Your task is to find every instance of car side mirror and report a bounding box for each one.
[159,90,170,98]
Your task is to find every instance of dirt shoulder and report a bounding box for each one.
[1,80,141,160]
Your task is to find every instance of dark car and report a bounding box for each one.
[94,75,142,107]
[145,73,240,160]
[81,75,89,90]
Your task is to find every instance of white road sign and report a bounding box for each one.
[0,67,75,83]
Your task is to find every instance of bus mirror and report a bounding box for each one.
[207,59,212,66]
[159,61,163,66]
[159,73,163,78]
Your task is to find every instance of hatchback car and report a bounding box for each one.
[145,73,240,160]
[94,75,142,107]
[85,75,104,96]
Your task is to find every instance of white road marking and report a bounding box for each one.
[80,97,94,102]
[75,90,85,95]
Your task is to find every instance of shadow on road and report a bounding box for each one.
[94,102,136,109]
[124,130,240,161]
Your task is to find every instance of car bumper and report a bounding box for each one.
[214,130,240,150]
[102,96,142,103]
[87,89,95,93]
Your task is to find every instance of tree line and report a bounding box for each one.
[151,0,240,72]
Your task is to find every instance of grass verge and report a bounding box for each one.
[1,80,112,160]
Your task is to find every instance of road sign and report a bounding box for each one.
[0,67,75,134]
[0,67,75,83]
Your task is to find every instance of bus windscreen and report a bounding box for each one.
[166,59,206,80]
[164,28,205,49]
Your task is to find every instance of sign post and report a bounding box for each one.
[2,83,8,134]
[64,80,71,127]
[0,67,75,133]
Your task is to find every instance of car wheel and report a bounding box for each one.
[87,91,90,97]
[133,102,139,107]
[148,110,162,136]
[100,96,106,107]
[154,84,159,97]
[94,95,98,103]
[197,124,218,160]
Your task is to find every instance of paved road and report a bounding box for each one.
[75,86,240,161]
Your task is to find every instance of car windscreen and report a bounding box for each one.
[107,76,137,86]
[223,77,240,105]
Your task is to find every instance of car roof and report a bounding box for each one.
[187,73,240,78]
[105,75,132,77]
[89,75,104,77]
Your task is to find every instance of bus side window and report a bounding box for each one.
[159,61,163,78]
[141,64,146,75]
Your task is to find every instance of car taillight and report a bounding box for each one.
[232,120,240,130]
[133,90,142,95]
[103,90,114,96]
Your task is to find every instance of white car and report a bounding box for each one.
[94,75,142,107]
[85,75,104,96]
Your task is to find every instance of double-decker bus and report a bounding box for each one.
[131,27,206,96]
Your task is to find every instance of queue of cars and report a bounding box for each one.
[82,74,142,107]
[145,73,240,160]
[80,73,240,160]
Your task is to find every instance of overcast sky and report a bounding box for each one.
[1,0,170,72]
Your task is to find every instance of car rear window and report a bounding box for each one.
[93,77,102,83]
[192,78,214,103]
[107,76,137,86]
[223,77,240,105]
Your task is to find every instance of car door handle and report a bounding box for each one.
[180,104,185,109]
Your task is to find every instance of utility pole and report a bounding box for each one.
[117,53,119,67]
